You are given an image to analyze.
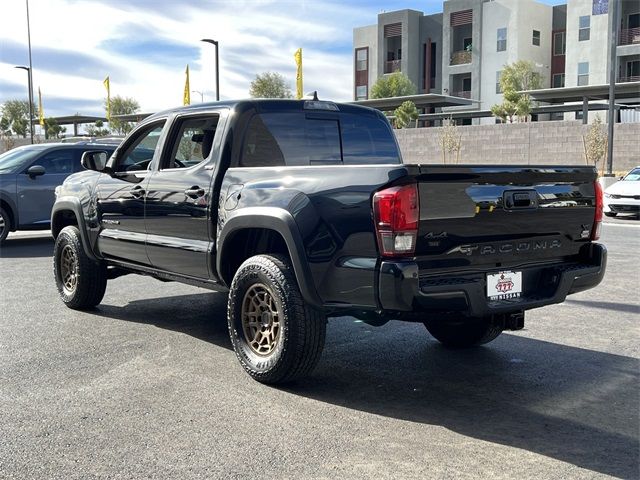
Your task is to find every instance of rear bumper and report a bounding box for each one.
[378,243,607,317]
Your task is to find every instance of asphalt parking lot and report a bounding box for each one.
[1,217,638,479]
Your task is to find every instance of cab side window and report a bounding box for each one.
[162,115,219,170]
[115,121,166,173]
[33,149,77,174]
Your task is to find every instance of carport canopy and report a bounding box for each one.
[32,114,107,136]
[520,82,640,124]
[350,93,475,110]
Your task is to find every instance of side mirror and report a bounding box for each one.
[81,150,109,172]
[27,165,46,178]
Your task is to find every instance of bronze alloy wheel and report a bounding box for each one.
[60,244,79,295]
[241,283,282,355]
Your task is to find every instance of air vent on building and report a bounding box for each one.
[384,23,402,38]
[450,9,473,26]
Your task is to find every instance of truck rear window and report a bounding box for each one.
[240,112,400,167]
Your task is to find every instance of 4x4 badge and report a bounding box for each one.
[425,231,448,239]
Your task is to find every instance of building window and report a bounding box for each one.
[354,47,368,100]
[462,77,472,93]
[626,60,640,81]
[592,0,608,15]
[497,28,507,51]
[552,73,565,88]
[496,71,502,94]
[532,30,541,46]
[356,48,367,71]
[553,31,566,55]
[578,62,589,86]
[579,16,590,41]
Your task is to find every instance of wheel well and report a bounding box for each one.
[0,199,15,230]
[51,210,79,239]
[220,228,289,285]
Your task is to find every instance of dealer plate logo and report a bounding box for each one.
[487,270,522,300]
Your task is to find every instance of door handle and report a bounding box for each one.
[185,186,205,198]
[130,186,145,198]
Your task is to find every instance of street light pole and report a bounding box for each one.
[606,0,619,176]
[15,66,34,144]
[25,0,34,143]
[201,39,220,101]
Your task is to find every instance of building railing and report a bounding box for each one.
[618,75,640,83]
[619,27,640,45]
[450,50,472,66]
[453,90,471,99]
[384,60,401,74]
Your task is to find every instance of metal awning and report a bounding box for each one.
[415,102,628,121]
[520,82,640,104]
[350,93,475,110]
[31,114,107,136]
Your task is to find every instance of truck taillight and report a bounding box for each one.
[373,184,419,257]
[591,180,603,240]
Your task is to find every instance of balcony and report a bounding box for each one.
[384,60,401,74]
[450,50,471,66]
[619,27,640,46]
[453,90,471,99]
[619,75,640,83]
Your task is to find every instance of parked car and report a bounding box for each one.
[51,99,606,384]
[0,142,117,243]
[603,166,640,217]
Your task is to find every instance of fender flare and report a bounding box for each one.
[217,207,323,308]
[51,196,99,261]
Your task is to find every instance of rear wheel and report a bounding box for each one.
[424,316,502,348]
[227,254,326,384]
[0,207,9,243]
[54,226,107,309]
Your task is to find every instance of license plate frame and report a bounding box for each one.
[487,270,522,300]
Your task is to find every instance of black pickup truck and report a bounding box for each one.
[51,99,606,384]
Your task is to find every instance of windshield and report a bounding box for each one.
[0,147,42,173]
[623,168,640,181]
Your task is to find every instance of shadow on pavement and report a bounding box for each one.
[565,299,640,314]
[91,292,232,350]
[90,292,639,478]
[0,236,54,258]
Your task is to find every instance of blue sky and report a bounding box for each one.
[1,0,567,119]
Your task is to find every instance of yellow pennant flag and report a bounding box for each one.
[294,48,303,100]
[38,87,44,126]
[183,65,190,106]
[103,76,111,121]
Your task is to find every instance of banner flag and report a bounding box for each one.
[294,48,303,100]
[103,76,111,121]
[183,65,191,106]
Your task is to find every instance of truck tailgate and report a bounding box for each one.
[406,165,599,274]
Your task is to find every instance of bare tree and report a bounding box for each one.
[439,118,462,164]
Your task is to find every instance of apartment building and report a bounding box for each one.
[353,0,640,124]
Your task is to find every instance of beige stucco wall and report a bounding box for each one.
[395,121,640,172]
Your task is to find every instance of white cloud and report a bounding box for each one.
[0,0,371,117]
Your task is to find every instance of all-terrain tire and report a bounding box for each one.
[54,226,107,310]
[0,206,10,244]
[424,316,502,348]
[227,254,326,384]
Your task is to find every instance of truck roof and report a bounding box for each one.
[148,98,385,122]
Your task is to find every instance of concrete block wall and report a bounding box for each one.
[395,121,640,172]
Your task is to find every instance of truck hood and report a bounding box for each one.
[605,180,640,196]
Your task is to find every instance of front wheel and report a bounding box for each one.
[227,254,326,384]
[424,316,502,348]
[54,226,107,310]
[0,206,9,243]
